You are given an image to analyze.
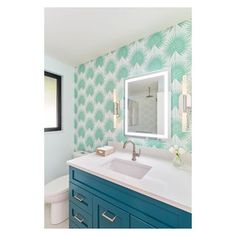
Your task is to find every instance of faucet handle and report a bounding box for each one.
[136,148,141,157]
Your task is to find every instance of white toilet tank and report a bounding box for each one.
[73,150,90,158]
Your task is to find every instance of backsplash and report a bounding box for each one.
[74,20,191,153]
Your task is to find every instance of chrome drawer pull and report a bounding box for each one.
[102,211,117,222]
[74,215,84,223]
[74,194,84,202]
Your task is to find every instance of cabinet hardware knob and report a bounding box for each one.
[102,211,117,222]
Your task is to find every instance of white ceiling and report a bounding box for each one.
[44,8,191,66]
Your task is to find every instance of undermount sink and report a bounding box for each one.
[102,158,152,179]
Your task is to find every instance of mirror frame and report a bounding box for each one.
[124,70,171,139]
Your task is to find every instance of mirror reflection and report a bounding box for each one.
[125,70,170,139]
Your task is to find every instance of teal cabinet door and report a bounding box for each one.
[130,215,154,228]
[93,197,129,228]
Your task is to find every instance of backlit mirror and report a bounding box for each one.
[124,70,171,139]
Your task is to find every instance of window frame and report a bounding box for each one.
[44,71,62,132]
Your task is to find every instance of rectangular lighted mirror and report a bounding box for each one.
[124,70,171,139]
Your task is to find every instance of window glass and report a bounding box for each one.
[44,71,61,131]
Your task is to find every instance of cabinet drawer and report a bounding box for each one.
[70,202,92,228]
[93,196,129,228]
[69,220,80,228]
[69,183,93,214]
[130,215,154,228]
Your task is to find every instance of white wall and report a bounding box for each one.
[44,55,74,184]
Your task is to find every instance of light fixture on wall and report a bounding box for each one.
[113,89,120,129]
[179,75,191,132]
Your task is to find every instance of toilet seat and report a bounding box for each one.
[45,175,69,203]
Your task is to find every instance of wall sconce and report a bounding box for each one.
[179,75,191,132]
[113,89,120,129]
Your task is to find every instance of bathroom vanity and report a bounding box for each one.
[67,150,192,228]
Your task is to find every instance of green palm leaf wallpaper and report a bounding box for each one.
[74,20,192,153]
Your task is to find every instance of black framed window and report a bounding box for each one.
[44,71,62,132]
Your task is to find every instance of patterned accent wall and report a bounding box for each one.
[74,20,192,153]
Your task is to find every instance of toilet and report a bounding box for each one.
[45,174,69,224]
[44,151,90,225]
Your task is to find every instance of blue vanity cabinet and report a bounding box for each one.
[69,166,192,228]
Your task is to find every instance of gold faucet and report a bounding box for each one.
[123,140,141,161]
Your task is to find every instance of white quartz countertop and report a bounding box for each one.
[67,151,191,213]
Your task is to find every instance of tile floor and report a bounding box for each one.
[44,204,69,228]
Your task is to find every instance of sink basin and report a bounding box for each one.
[102,158,151,179]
